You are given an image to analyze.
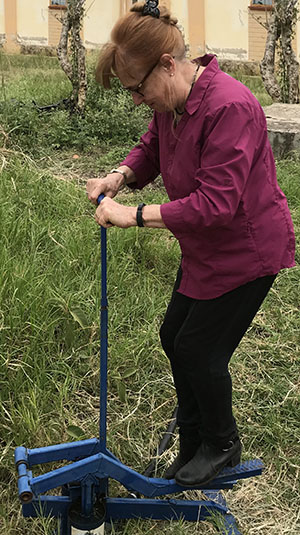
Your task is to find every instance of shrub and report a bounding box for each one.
[0,64,152,154]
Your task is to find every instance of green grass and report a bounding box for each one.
[0,158,299,535]
[0,51,152,154]
[0,53,70,104]
[0,54,299,535]
[229,74,273,107]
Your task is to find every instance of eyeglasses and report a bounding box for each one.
[122,59,160,96]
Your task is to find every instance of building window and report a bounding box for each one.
[251,1,273,5]
[250,0,273,10]
[50,0,67,6]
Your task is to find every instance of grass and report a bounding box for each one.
[229,74,273,107]
[0,53,70,104]
[0,52,152,154]
[0,54,299,535]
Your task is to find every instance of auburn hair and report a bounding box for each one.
[95,1,186,88]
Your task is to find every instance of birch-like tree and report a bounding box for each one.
[57,0,87,113]
[260,0,299,103]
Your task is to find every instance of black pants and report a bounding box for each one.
[160,268,276,447]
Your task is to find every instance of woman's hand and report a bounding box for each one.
[86,173,124,205]
[95,197,136,228]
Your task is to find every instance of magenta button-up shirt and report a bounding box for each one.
[121,55,295,299]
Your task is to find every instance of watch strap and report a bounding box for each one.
[136,203,146,227]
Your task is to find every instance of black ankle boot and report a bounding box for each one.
[175,437,241,487]
[164,433,201,480]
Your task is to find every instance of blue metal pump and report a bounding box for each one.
[14,194,264,535]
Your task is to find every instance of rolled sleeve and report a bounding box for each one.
[160,103,258,235]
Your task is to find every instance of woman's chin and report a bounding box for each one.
[148,101,172,113]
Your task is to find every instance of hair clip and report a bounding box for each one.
[142,0,160,19]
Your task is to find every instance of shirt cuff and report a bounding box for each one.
[121,149,159,190]
[160,200,187,236]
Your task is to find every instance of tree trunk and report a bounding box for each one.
[57,10,73,82]
[278,1,300,103]
[260,10,281,102]
[260,0,299,104]
[71,3,87,112]
[57,0,87,113]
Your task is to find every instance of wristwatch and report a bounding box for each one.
[110,168,127,185]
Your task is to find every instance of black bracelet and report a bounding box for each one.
[136,203,146,227]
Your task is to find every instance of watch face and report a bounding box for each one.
[111,169,125,176]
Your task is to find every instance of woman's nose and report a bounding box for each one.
[132,92,144,106]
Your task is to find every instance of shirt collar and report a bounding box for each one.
[185,54,220,116]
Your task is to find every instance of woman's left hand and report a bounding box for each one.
[95,197,136,228]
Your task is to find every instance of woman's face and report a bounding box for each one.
[117,55,175,112]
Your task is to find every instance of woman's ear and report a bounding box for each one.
[160,54,176,76]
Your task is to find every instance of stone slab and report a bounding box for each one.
[263,103,300,158]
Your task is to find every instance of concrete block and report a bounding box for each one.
[263,103,300,159]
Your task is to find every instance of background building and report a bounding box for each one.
[0,1,299,62]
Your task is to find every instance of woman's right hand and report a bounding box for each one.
[86,173,125,205]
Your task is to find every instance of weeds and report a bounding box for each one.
[0,54,151,154]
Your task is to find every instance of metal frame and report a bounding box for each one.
[15,200,264,534]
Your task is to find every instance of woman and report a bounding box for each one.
[86,0,295,486]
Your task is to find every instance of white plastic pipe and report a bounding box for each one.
[71,525,105,535]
